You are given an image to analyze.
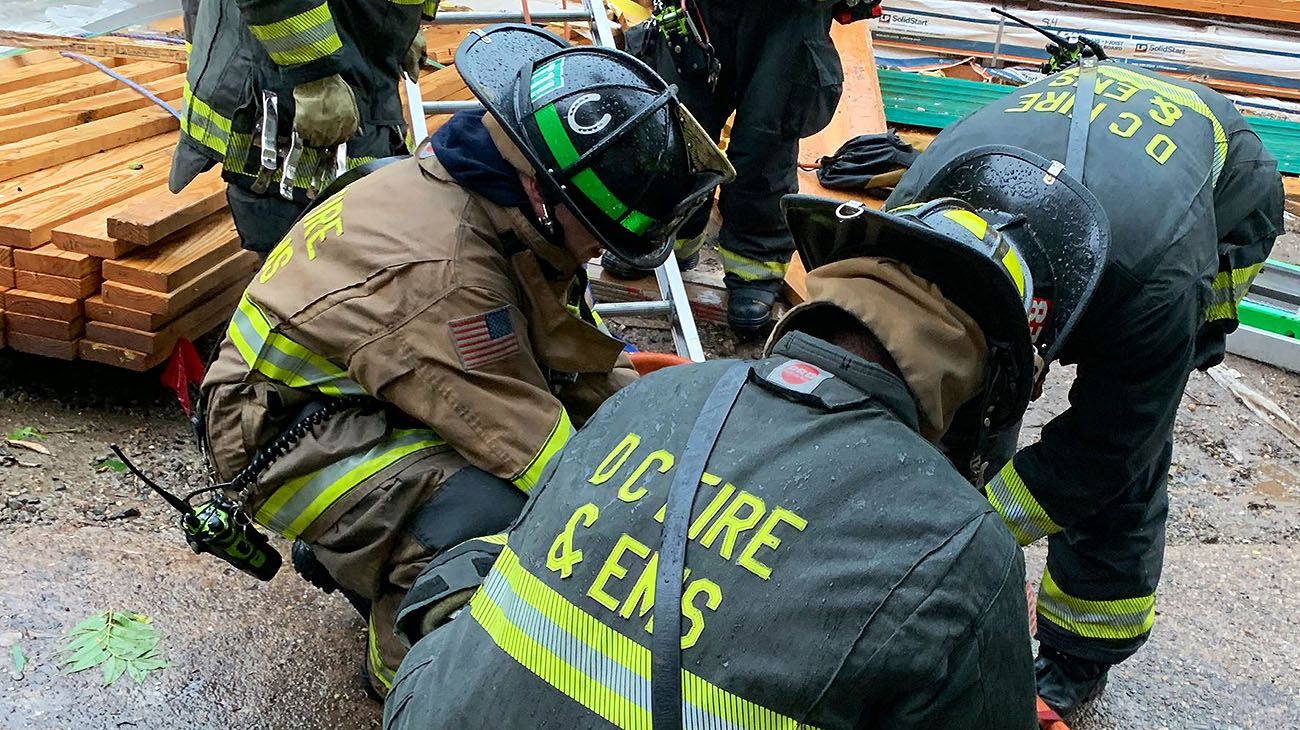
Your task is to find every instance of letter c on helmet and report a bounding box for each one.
[567,93,612,136]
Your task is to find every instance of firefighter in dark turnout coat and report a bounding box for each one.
[887,60,1284,715]
[382,186,1107,728]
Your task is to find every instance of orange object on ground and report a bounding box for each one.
[1037,696,1071,730]
[627,350,691,375]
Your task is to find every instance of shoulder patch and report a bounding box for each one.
[764,359,834,394]
[450,306,520,370]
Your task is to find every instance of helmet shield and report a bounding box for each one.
[456,24,734,268]
[915,145,1111,364]
[783,194,1035,431]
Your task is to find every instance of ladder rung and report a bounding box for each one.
[423,100,483,115]
[594,300,675,317]
[433,10,596,24]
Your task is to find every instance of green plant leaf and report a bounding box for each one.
[93,456,127,473]
[11,644,28,674]
[127,663,148,685]
[64,643,111,673]
[5,426,45,441]
[69,611,110,635]
[102,656,128,686]
[133,654,168,672]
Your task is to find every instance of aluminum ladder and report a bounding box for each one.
[404,2,706,362]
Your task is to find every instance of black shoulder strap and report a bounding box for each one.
[651,362,751,729]
[1065,53,1099,180]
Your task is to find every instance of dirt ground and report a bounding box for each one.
[4,242,1300,728]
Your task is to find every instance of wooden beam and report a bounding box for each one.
[107,170,229,246]
[0,146,174,248]
[14,270,100,299]
[0,50,63,75]
[78,339,160,370]
[13,245,99,278]
[0,74,186,146]
[0,60,183,115]
[0,31,189,63]
[0,134,175,211]
[7,331,79,360]
[85,294,166,331]
[101,249,258,317]
[0,266,13,289]
[0,55,115,95]
[1082,0,1300,26]
[4,312,84,340]
[3,289,81,320]
[50,182,178,258]
[101,213,241,291]
[0,246,12,268]
[85,279,243,353]
[0,106,178,183]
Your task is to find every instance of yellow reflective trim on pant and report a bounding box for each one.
[367,613,396,691]
[476,533,509,546]
[985,460,1062,546]
[1095,67,1227,185]
[255,428,445,539]
[180,82,233,156]
[717,247,790,283]
[1038,566,1156,641]
[512,408,573,494]
[226,294,368,397]
[1205,262,1264,323]
[674,232,708,258]
[247,3,342,67]
[470,546,815,730]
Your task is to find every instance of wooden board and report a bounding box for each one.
[13,245,99,278]
[78,339,162,371]
[14,270,100,299]
[0,60,182,115]
[1084,0,1300,26]
[0,106,178,183]
[85,280,243,353]
[0,135,175,211]
[107,170,229,246]
[0,146,175,248]
[0,56,112,95]
[85,294,166,332]
[7,331,79,360]
[4,312,83,340]
[0,51,65,78]
[101,213,241,291]
[49,182,178,258]
[102,249,258,317]
[0,266,13,290]
[0,31,189,63]
[0,75,186,146]
[0,246,11,268]
[3,289,81,320]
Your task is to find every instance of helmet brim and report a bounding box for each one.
[783,193,1035,429]
[914,145,1111,364]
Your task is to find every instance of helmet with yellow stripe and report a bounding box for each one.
[456,24,735,269]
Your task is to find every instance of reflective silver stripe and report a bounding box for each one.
[227,297,367,396]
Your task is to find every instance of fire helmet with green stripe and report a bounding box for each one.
[456,24,735,268]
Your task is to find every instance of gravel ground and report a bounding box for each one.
[4,249,1300,727]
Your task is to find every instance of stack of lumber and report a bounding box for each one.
[0,48,263,370]
[1085,0,1300,26]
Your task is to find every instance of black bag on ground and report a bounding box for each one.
[816,130,919,192]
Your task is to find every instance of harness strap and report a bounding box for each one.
[650,362,752,729]
[1065,52,1098,180]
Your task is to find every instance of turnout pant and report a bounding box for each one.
[628,0,842,291]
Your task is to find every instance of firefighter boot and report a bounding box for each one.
[727,284,779,334]
[1035,644,1110,718]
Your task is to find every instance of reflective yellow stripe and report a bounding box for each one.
[673,232,709,258]
[717,247,789,283]
[247,3,342,67]
[476,533,509,546]
[368,613,396,690]
[1001,246,1028,299]
[226,294,367,397]
[470,546,814,730]
[256,428,445,539]
[1205,262,1264,323]
[180,81,233,156]
[1038,566,1156,641]
[512,409,573,493]
[1096,67,1228,185]
[985,460,1062,546]
[943,209,989,240]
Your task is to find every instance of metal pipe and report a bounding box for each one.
[432,10,594,24]
[422,100,484,115]
[594,300,676,317]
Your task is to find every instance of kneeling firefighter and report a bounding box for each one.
[193,24,733,696]
[382,149,1104,728]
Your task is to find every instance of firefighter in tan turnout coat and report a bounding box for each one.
[198,25,733,695]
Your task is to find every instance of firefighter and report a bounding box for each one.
[887,59,1284,716]
[382,181,1107,728]
[600,0,845,334]
[171,0,439,254]
[196,25,733,696]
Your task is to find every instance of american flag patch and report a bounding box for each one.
[449,306,520,370]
